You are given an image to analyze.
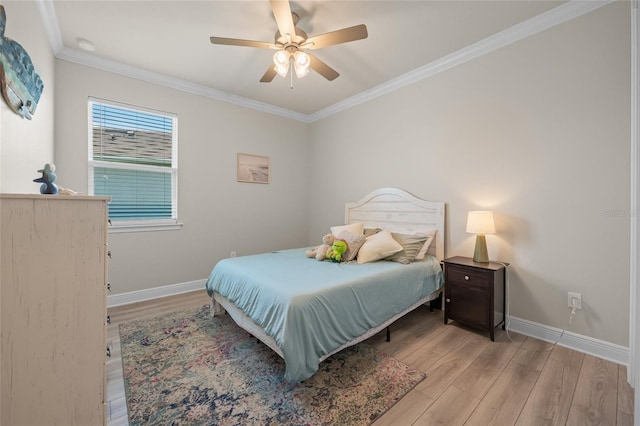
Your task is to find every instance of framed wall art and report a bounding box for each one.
[237,153,270,184]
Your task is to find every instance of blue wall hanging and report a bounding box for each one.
[0,5,44,120]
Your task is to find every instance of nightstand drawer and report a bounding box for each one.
[447,267,489,287]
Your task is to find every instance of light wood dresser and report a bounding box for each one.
[1,194,110,425]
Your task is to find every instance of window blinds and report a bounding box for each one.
[89,101,177,221]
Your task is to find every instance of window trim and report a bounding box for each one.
[87,97,181,233]
[108,218,183,233]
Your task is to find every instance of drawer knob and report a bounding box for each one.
[464,275,469,281]
[446,298,451,303]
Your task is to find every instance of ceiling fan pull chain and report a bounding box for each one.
[290,59,294,90]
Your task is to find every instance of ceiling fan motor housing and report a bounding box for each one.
[275,17,308,48]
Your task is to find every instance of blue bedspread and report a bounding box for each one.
[205,248,443,382]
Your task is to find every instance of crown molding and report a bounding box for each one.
[36,0,613,123]
[308,0,614,122]
[55,46,310,123]
[35,0,63,54]
[34,1,309,123]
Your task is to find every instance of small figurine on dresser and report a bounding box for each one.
[33,163,58,194]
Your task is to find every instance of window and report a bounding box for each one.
[88,98,180,232]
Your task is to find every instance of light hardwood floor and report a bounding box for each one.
[106,290,634,425]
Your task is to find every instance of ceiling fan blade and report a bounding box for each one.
[270,0,295,40]
[210,36,277,50]
[303,24,368,50]
[260,66,277,83]
[308,54,339,81]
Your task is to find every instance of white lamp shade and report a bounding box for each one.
[466,211,496,235]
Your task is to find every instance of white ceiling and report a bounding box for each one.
[42,0,567,118]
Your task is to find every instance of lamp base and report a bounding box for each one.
[473,234,490,263]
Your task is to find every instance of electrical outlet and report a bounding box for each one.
[230,251,237,258]
[568,292,582,309]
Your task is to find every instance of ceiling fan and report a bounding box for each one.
[209,0,368,83]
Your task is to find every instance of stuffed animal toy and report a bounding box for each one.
[326,239,348,263]
[305,233,336,261]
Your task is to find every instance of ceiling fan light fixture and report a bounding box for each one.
[275,62,289,78]
[210,0,369,84]
[293,51,310,78]
[294,51,309,68]
[273,50,289,67]
[294,62,310,78]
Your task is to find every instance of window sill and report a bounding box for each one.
[108,220,183,234]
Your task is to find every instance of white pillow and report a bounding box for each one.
[331,222,364,236]
[414,229,437,260]
[387,232,429,264]
[357,230,403,264]
[336,230,367,262]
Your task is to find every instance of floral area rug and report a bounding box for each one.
[119,304,425,425]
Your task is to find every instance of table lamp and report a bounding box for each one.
[466,211,495,263]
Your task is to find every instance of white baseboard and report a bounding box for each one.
[107,279,207,308]
[107,282,629,367]
[507,315,629,366]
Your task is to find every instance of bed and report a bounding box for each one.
[205,188,445,382]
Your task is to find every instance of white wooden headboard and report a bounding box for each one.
[345,188,445,260]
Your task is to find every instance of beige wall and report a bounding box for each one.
[0,1,55,193]
[2,1,632,348]
[54,61,311,293]
[309,2,631,346]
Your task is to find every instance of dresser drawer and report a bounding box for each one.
[447,267,489,287]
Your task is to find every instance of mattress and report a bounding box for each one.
[205,248,444,382]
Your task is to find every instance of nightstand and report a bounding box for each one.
[442,256,508,341]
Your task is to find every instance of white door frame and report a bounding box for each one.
[630,1,639,421]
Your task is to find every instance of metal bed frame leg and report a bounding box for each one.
[429,291,444,312]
